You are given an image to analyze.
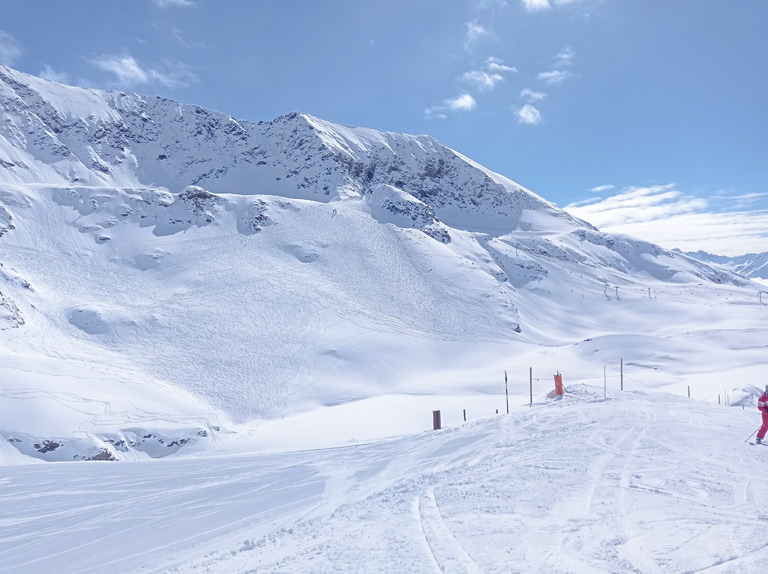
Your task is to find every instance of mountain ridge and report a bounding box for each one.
[683,249,768,281]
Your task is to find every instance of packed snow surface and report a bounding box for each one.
[3,386,768,573]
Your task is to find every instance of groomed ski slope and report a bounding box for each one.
[3,386,768,574]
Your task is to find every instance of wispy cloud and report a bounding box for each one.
[0,30,23,65]
[522,0,582,12]
[90,54,199,89]
[462,70,505,90]
[474,0,509,8]
[427,56,515,118]
[150,0,195,7]
[486,56,516,73]
[92,55,149,85]
[38,65,70,84]
[538,69,572,85]
[522,0,551,11]
[425,93,477,119]
[461,57,517,91]
[554,46,574,67]
[520,88,546,102]
[565,185,768,256]
[466,21,489,44]
[517,103,542,124]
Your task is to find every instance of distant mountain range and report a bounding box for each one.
[683,250,768,281]
[0,65,762,462]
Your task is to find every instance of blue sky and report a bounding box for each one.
[1,0,766,255]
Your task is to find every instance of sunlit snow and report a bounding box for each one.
[1,65,767,573]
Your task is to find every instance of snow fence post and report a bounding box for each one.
[433,410,442,430]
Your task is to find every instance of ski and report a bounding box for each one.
[748,442,768,446]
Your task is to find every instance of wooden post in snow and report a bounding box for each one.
[620,358,624,391]
[432,410,442,430]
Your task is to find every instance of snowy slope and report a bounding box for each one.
[0,65,766,465]
[3,386,768,574]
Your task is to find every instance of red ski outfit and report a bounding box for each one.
[757,390,768,443]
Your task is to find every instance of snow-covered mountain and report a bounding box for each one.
[685,249,768,282]
[0,65,765,464]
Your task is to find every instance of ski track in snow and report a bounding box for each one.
[3,387,768,573]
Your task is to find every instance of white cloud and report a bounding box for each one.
[0,30,23,65]
[90,54,198,88]
[538,69,572,85]
[425,93,477,119]
[520,88,546,102]
[151,0,194,7]
[448,93,477,111]
[565,185,768,256]
[517,104,542,124]
[590,184,615,193]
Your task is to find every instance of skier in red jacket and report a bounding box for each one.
[756,386,768,444]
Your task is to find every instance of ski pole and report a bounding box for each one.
[745,426,761,443]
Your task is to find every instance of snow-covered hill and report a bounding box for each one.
[0,65,765,465]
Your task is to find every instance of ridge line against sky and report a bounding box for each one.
[0,0,766,256]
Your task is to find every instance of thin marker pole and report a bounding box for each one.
[529,367,533,407]
[620,358,624,391]
[505,371,509,414]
